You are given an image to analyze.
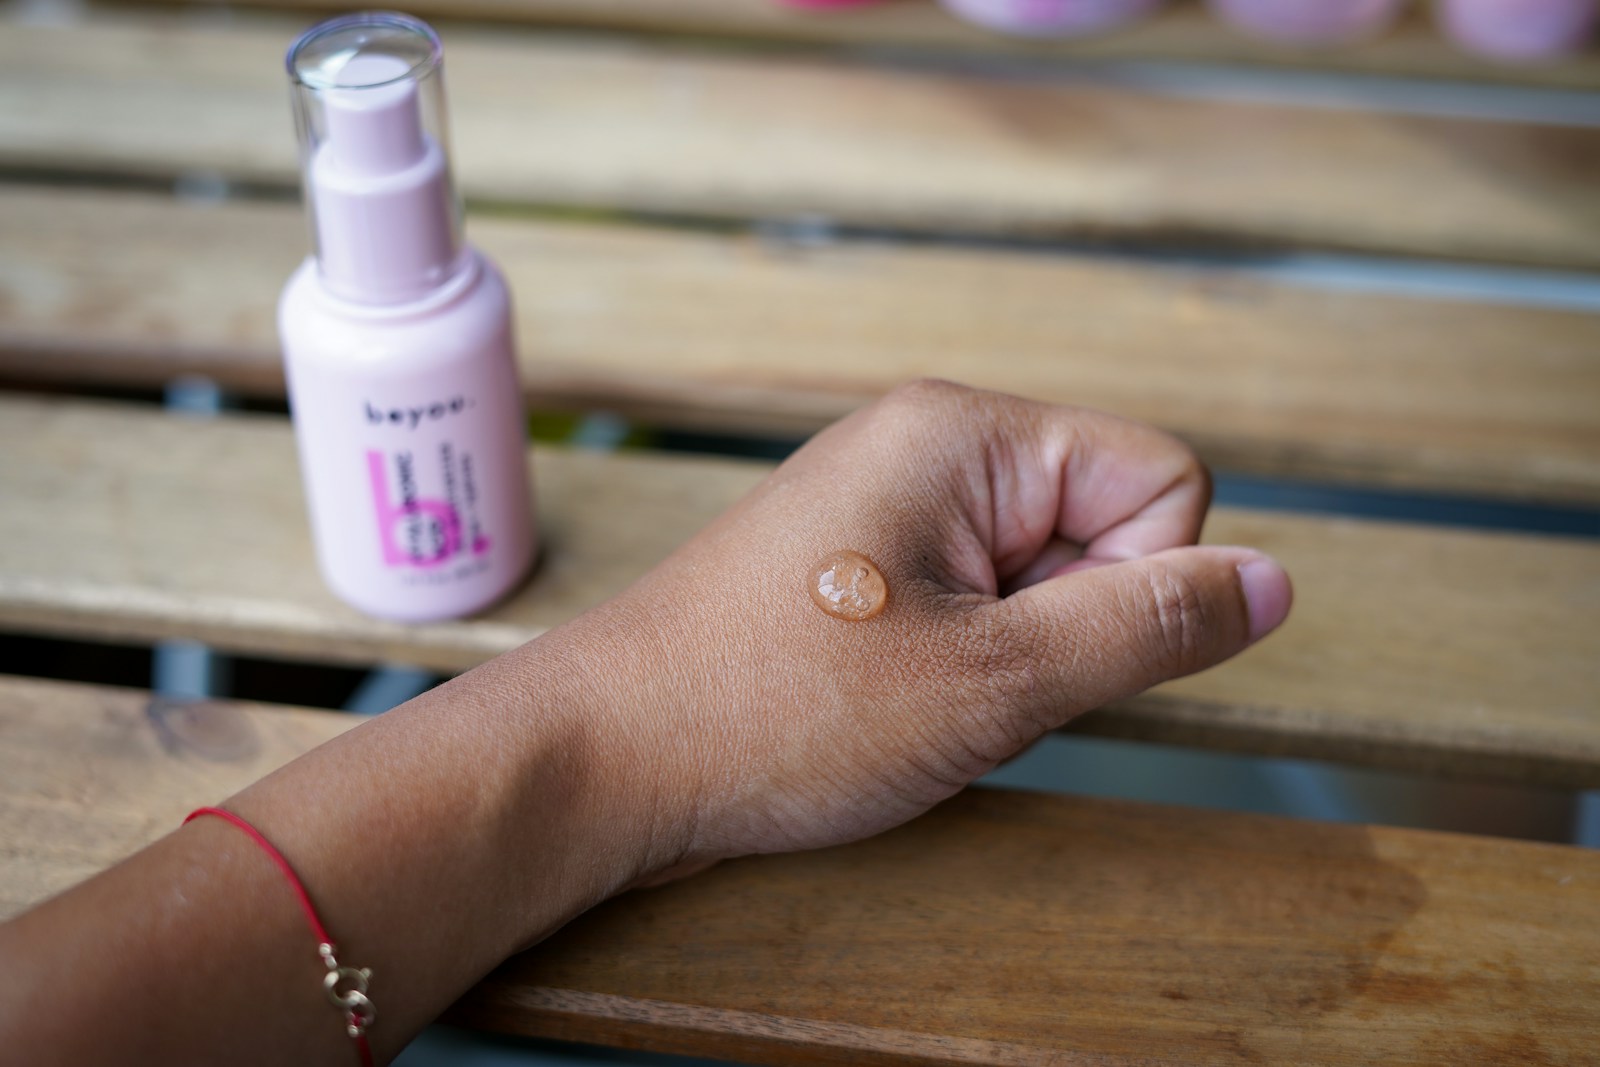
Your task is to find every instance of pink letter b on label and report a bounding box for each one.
[367,450,461,568]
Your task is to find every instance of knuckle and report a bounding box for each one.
[1175,439,1212,498]
[855,379,985,475]
[1134,423,1210,508]
[1137,562,1214,677]
[1182,445,1214,510]
[884,377,970,414]
[1165,429,1203,470]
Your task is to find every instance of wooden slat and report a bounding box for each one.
[0,677,356,920]
[5,675,1598,1065]
[1,395,1597,787]
[5,187,1600,505]
[473,792,1600,1066]
[140,0,1600,90]
[4,16,1600,268]
[0,396,764,670]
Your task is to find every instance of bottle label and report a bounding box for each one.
[366,446,492,571]
[359,394,492,573]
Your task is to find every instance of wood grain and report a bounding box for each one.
[0,677,356,921]
[3,15,1600,267]
[4,676,1597,1065]
[5,186,1600,504]
[126,0,1600,89]
[1,395,1597,787]
[468,788,1600,1066]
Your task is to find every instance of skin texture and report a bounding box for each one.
[0,382,1290,1065]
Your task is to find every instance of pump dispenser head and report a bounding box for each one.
[287,12,466,305]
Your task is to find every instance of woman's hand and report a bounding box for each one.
[567,380,1293,871]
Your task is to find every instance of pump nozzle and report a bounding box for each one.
[287,14,466,306]
[322,53,428,178]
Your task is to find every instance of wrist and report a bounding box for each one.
[485,608,702,948]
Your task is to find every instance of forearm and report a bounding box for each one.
[0,620,685,1065]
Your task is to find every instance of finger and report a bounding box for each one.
[990,402,1211,582]
[1049,408,1213,559]
[996,545,1292,720]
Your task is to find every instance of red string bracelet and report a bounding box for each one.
[184,806,376,1067]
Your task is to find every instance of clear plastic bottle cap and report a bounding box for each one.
[286,12,467,305]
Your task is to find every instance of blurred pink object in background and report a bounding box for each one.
[937,0,1165,37]
[1207,0,1406,44]
[1436,0,1597,59]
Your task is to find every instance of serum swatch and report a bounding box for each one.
[809,551,888,621]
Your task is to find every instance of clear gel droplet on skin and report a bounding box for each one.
[809,550,888,621]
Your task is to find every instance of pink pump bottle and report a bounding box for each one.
[1437,0,1597,60]
[1206,0,1404,45]
[279,12,535,622]
[937,0,1164,37]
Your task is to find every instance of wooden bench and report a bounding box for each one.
[2,1,1597,1063]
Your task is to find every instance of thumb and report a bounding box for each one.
[998,546,1293,719]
